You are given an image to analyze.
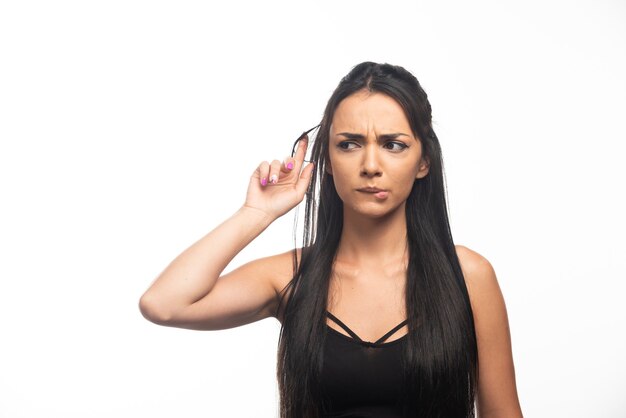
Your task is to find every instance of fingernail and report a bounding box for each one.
[287,162,293,170]
[270,174,278,184]
[261,177,267,186]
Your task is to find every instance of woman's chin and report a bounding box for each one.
[346,202,404,220]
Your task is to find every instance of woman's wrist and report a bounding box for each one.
[238,205,276,229]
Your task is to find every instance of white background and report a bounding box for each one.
[1,1,625,417]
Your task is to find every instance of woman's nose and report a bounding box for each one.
[360,144,382,177]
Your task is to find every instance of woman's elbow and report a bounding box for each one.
[138,293,173,325]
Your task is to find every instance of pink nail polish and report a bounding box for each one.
[261,177,267,186]
[287,162,293,170]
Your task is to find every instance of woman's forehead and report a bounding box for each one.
[330,92,413,137]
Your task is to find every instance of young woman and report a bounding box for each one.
[139,62,523,418]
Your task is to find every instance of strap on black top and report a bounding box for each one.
[326,311,408,344]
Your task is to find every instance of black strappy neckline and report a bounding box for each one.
[326,311,408,348]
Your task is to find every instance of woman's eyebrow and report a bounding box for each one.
[336,132,411,140]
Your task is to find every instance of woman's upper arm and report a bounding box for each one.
[456,245,524,418]
[156,249,296,331]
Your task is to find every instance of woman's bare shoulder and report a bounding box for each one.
[454,244,504,307]
[454,244,495,281]
[261,247,301,291]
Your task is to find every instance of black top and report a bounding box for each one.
[320,310,409,417]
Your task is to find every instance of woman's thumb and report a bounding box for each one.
[295,162,315,197]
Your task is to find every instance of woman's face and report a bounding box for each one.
[327,89,430,219]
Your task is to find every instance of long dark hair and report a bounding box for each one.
[274,62,478,417]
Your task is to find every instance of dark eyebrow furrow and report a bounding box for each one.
[336,132,410,141]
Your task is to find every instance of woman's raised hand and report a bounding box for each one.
[242,135,315,221]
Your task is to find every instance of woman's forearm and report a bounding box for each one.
[139,205,274,323]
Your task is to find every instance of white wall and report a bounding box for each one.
[1,1,624,416]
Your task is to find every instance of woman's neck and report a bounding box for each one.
[335,203,408,268]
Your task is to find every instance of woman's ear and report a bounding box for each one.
[416,156,430,179]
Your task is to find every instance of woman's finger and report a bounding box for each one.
[258,161,270,186]
[268,159,282,184]
[280,156,295,174]
[292,135,309,169]
[295,162,315,197]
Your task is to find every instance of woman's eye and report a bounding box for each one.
[384,142,408,151]
[338,141,358,150]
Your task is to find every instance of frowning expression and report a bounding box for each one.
[327,90,430,218]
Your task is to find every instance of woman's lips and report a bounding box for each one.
[357,189,389,199]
